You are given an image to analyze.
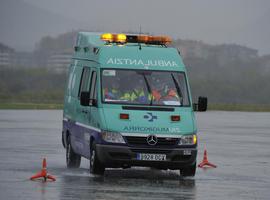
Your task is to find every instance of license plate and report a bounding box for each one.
[137,153,166,161]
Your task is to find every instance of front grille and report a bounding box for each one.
[109,152,131,160]
[131,148,172,154]
[125,136,179,147]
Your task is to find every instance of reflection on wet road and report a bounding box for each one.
[0,110,270,199]
[60,168,196,200]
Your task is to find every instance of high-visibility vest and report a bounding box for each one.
[103,88,119,99]
[131,89,144,101]
[120,89,145,102]
[120,92,132,101]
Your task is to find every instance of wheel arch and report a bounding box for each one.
[63,130,71,148]
[90,135,95,150]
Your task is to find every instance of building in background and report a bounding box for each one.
[0,43,14,66]
[0,52,11,66]
[0,42,72,72]
[46,50,72,73]
[11,52,35,67]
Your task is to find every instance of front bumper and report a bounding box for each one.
[96,144,197,170]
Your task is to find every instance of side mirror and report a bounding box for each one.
[80,91,90,106]
[193,96,208,111]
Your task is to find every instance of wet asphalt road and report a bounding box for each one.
[0,110,270,200]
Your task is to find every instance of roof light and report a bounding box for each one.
[115,34,127,43]
[101,33,114,42]
[161,36,172,44]
[100,33,172,45]
[101,33,127,43]
[137,35,172,45]
[148,36,172,45]
[137,35,149,43]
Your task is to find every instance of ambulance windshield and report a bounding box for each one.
[101,69,190,106]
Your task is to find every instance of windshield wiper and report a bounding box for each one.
[171,73,183,105]
[142,74,153,106]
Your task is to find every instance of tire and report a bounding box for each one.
[66,136,81,168]
[180,163,196,177]
[90,141,105,175]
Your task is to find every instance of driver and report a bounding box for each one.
[151,79,179,102]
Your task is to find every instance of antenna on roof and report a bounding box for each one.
[139,25,142,50]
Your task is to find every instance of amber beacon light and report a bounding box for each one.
[100,33,172,45]
[100,33,114,42]
[115,34,127,43]
[101,33,127,43]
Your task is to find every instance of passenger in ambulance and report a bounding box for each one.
[120,78,148,104]
[163,84,180,101]
[103,79,121,101]
[151,79,163,101]
[151,79,180,104]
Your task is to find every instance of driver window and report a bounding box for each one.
[78,67,91,97]
[89,71,97,100]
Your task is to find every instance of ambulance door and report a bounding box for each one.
[82,68,98,158]
[76,66,91,155]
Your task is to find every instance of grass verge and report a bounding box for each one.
[208,104,270,112]
[1,102,270,112]
[0,102,63,110]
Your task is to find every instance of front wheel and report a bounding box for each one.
[180,163,196,177]
[90,141,105,175]
[66,136,81,168]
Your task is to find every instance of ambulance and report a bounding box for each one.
[62,32,207,176]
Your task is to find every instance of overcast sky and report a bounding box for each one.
[2,0,270,54]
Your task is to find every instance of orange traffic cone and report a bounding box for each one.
[30,158,56,181]
[198,149,217,168]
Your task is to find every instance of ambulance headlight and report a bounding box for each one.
[178,134,197,145]
[101,131,125,144]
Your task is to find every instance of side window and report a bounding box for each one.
[90,71,97,100]
[67,65,74,96]
[78,67,91,97]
